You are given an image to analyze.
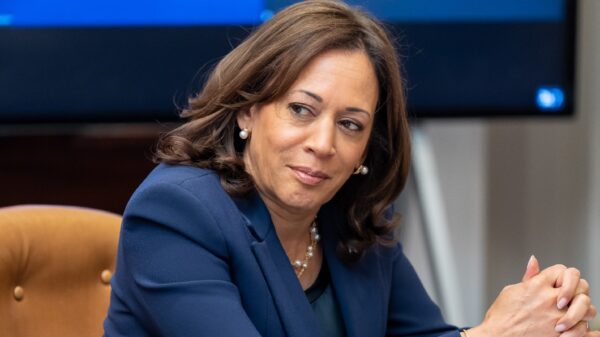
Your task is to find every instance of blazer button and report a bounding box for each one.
[13,286,24,301]
[101,270,112,285]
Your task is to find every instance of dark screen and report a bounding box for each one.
[0,0,575,122]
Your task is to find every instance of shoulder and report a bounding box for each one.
[130,163,232,207]
[141,163,220,193]
[123,163,241,243]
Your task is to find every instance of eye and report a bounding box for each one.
[288,103,313,118]
[339,119,363,132]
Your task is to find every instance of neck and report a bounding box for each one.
[254,190,323,284]
[268,200,316,243]
[259,194,318,259]
[243,153,317,246]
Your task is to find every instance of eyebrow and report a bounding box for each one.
[296,89,373,118]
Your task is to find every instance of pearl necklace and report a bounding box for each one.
[291,221,320,277]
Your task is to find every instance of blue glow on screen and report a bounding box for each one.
[0,0,565,28]
[0,0,265,27]
[536,87,565,111]
[345,0,564,22]
[0,14,11,26]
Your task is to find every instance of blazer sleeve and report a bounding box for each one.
[386,242,461,337]
[104,181,263,337]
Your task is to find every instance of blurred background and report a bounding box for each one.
[1,0,597,329]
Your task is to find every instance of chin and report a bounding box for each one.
[283,192,324,212]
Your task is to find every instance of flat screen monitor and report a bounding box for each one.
[0,0,577,123]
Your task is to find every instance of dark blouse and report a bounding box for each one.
[304,261,347,337]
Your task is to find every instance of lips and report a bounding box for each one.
[289,166,330,186]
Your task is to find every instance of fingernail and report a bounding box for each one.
[557,297,568,310]
[555,324,566,332]
[527,255,536,268]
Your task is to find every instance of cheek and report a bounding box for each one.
[259,125,304,156]
[248,128,297,173]
[338,139,368,168]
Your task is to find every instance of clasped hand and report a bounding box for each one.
[467,256,598,337]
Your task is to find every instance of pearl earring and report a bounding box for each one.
[353,165,369,175]
[239,128,250,140]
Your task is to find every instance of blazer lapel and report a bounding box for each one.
[319,205,386,337]
[234,192,323,337]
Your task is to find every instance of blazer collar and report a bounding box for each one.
[233,190,272,241]
[233,191,323,337]
[319,203,386,337]
[233,193,385,337]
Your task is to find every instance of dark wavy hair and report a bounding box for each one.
[155,0,411,262]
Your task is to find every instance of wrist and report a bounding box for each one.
[462,325,489,337]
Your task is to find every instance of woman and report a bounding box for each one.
[103,1,597,336]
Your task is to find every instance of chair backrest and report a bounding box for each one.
[0,205,121,337]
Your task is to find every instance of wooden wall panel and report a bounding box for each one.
[0,124,166,214]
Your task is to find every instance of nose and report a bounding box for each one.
[304,117,336,157]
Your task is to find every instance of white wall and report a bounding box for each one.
[400,122,488,327]
[580,0,600,329]
[428,122,487,326]
[399,0,600,328]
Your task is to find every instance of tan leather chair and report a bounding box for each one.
[0,205,121,337]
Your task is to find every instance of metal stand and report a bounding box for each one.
[411,125,465,325]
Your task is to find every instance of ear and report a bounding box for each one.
[236,104,257,131]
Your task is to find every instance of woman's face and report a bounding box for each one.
[237,49,379,215]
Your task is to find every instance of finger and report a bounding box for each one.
[584,305,597,321]
[522,255,541,282]
[558,268,583,310]
[556,294,592,332]
[537,264,568,287]
[576,279,591,296]
[559,321,588,337]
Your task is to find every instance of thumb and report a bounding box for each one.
[522,255,540,282]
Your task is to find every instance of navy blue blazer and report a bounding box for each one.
[103,164,460,337]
